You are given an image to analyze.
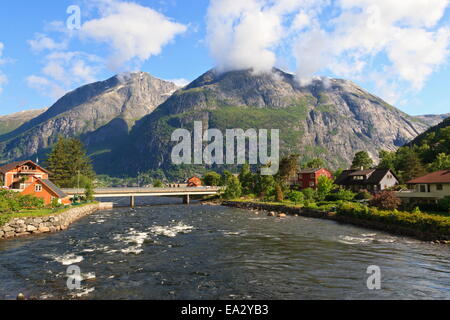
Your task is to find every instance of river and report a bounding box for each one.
[0,198,449,300]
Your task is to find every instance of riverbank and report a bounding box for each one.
[0,202,113,240]
[222,200,450,243]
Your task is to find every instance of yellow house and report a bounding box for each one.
[397,170,450,204]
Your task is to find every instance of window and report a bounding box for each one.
[35,184,42,192]
[310,182,315,187]
[310,174,315,179]
[437,184,443,191]
[353,176,364,181]
[420,185,426,193]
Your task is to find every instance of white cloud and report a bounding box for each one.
[81,0,187,69]
[27,51,101,99]
[207,0,450,104]
[168,78,190,87]
[28,33,68,52]
[26,75,66,100]
[206,0,283,73]
[293,0,450,98]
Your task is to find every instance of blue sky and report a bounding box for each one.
[0,0,449,116]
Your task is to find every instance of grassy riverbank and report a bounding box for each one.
[223,199,450,242]
[0,202,98,227]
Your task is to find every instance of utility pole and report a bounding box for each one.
[77,170,80,201]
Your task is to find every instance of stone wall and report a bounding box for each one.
[0,202,113,240]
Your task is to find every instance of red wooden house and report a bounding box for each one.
[297,168,333,190]
[187,176,202,187]
[0,160,71,205]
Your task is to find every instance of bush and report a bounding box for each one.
[302,188,318,202]
[19,195,44,209]
[356,190,373,200]
[369,191,401,210]
[336,201,450,236]
[203,172,222,186]
[222,176,242,200]
[326,188,356,201]
[438,196,450,213]
[287,191,304,204]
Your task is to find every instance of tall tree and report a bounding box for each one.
[46,137,95,188]
[239,164,255,195]
[304,158,326,169]
[351,151,373,170]
[277,154,300,183]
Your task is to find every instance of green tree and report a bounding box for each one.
[317,176,336,201]
[277,154,300,184]
[203,171,222,186]
[304,158,326,169]
[239,164,255,195]
[222,176,242,200]
[220,170,234,186]
[84,182,95,202]
[378,150,397,171]
[153,179,164,188]
[430,153,450,171]
[302,188,318,202]
[275,184,284,202]
[287,190,304,204]
[351,151,373,170]
[396,148,427,182]
[46,137,95,188]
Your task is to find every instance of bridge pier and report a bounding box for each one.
[183,195,190,205]
[130,196,135,208]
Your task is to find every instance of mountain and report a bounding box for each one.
[0,72,178,163]
[408,116,450,148]
[413,113,450,127]
[98,68,429,175]
[0,108,47,135]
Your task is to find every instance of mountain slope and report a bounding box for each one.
[0,108,47,135]
[413,113,450,127]
[0,72,178,162]
[98,68,429,175]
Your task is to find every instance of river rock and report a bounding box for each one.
[26,225,37,232]
[268,212,276,217]
[278,213,287,218]
[39,227,50,233]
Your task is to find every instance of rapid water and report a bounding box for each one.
[0,198,449,300]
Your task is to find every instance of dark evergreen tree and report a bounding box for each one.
[46,137,95,188]
[351,151,373,170]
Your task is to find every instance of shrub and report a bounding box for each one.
[287,191,304,204]
[336,201,450,236]
[19,195,44,209]
[51,198,63,209]
[275,184,284,202]
[222,176,242,200]
[302,188,318,202]
[203,172,222,187]
[438,196,450,213]
[369,191,401,210]
[326,188,356,201]
[356,190,373,200]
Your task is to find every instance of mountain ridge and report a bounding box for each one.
[94,68,429,175]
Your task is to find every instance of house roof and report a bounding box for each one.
[38,178,68,198]
[407,170,450,184]
[299,168,327,174]
[336,169,397,186]
[0,160,49,174]
[348,169,375,176]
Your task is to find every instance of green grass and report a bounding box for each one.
[0,202,97,226]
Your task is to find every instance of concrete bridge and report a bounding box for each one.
[62,187,222,207]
